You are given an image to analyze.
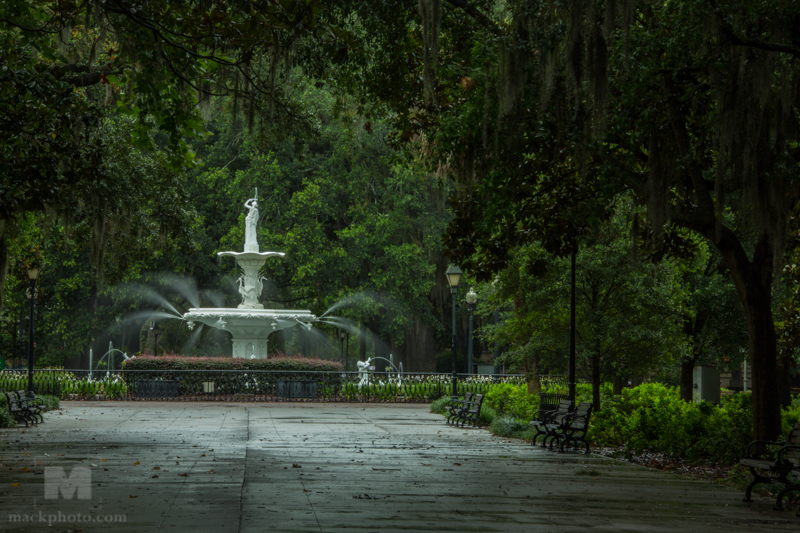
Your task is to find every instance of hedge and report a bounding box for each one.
[122,352,343,372]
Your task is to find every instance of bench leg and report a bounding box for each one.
[774,486,797,511]
[743,473,764,503]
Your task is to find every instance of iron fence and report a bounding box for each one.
[0,369,543,403]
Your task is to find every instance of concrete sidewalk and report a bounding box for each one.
[0,402,794,532]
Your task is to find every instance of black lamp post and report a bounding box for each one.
[26,267,39,399]
[466,287,477,375]
[340,330,346,371]
[445,264,462,399]
[568,246,577,402]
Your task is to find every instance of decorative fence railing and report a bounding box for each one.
[0,369,543,403]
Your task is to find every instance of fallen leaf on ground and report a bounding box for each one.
[9,483,20,487]
[151,475,158,479]
[134,461,140,466]
[152,466,160,470]
[178,473,188,477]
[129,495,137,499]
[18,467,28,472]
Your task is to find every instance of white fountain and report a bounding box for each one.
[182,190,316,359]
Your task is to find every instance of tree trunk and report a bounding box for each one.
[680,357,696,403]
[0,223,7,319]
[526,356,541,395]
[592,354,601,411]
[715,232,782,443]
[612,375,623,396]
[404,316,437,372]
[778,352,793,408]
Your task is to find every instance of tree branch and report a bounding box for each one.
[710,0,800,59]
[444,0,499,33]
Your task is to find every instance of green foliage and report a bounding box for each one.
[479,404,497,427]
[484,383,539,421]
[489,416,530,438]
[590,384,754,464]
[430,396,450,414]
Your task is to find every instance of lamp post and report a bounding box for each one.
[568,246,577,402]
[26,267,39,399]
[340,330,346,371]
[445,264,462,399]
[150,321,160,356]
[466,287,477,375]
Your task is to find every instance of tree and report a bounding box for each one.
[328,0,800,441]
[0,0,337,314]
[483,200,686,409]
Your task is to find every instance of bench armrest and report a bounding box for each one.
[776,444,800,464]
[745,439,788,458]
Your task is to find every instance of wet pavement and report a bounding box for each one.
[0,402,796,532]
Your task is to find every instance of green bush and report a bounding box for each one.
[490,416,530,437]
[479,404,497,426]
[484,383,539,420]
[590,383,754,464]
[39,395,60,411]
[0,405,13,428]
[430,396,450,414]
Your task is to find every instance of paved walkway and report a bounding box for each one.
[0,402,796,532]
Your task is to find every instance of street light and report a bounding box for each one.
[465,287,477,375]
[445,264,462,399]
[339,330,347,371]
[26,267,39,399]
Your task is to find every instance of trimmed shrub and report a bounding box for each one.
[490,416,531,438]
[589,383,755,464]
[122,352,343,372]
[430,396,450,414]
[484,383,539,420]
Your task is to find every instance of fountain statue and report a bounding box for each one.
[182,190,316,358]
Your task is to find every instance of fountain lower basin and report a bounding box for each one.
[183,308,316,359]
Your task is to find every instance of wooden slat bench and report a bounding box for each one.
[531,399,574,446]
[3,391,39,426]
[740,422,800,514]
[530,395,571,445]
[546,401,593,454]
[445,392,473,425]
[453,393,484,428]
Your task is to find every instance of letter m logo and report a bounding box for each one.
[44,467,91,500]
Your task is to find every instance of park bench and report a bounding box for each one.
[453,393,485,428]
[531,399,573,446]
[276,380,318,399]
[445,392,473,425]
[3,391,40,426]
[740,422,800,514]
[529,394,571,445]
[14,391,44,423]
[545,401,593,454]
[135,379,180,398]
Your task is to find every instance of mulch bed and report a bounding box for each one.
[591,445,798,504]
[592,445,734,482]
